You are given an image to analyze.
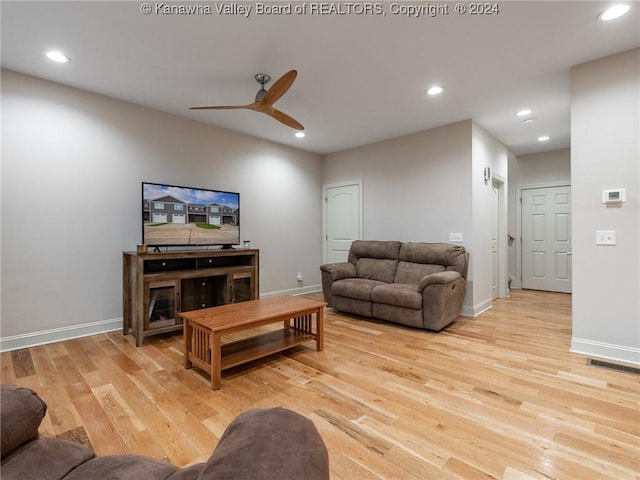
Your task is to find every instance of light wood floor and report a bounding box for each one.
[2,290,638,479]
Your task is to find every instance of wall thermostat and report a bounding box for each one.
[602,188,626,204]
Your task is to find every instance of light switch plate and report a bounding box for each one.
[596,230,616,245]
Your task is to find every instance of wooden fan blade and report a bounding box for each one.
[189,102,258,110]
[269,108,304,130]
[261,70,297,106]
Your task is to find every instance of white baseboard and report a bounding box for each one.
[4,284,503,352]
[1,318,122,353]
[571,338,640,366]
[0,286,324,353]
[460,298,492,318]
[261,284,322,298]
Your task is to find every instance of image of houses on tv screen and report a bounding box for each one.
[143,184,239,246]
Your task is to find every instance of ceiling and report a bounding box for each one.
[1,1,638,156]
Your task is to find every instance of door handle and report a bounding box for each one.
[567,252,573,255]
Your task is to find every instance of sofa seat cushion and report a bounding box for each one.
[332,296,372,318]
[371,283,422,310]
[394,261,444,285]
[0,438,95,480]
[64,455,179,480]
[332,278,386,301]
[372,303,424,329]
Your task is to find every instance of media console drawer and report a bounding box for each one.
[144,257,195,273]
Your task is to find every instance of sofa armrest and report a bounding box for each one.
[419,272,467,331]
[320,262,356,280]
[417,271,462,292]
[1,384,47,459]
[320,262,356,307]
[197,407,329,480]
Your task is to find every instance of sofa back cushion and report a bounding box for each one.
[355,258,398,283]
[348,240,401,283]
[397,242,469,279]
[394,262,445,285]
[348,240,401,263]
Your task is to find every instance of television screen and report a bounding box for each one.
[142,182,240,247]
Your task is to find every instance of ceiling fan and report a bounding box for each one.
[190,70,304,131]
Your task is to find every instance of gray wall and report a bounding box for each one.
[570,48,639,364]
[1,69,323,348]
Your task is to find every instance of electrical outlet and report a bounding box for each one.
[449,233,463,243]
[596,230,616,245]
[297,272,303,282]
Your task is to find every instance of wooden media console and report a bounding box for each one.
[122,249,259,346]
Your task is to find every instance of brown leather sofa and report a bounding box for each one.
[0,384,329,480]
[321,241,468,331]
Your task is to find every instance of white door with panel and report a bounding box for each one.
[323,181,362,263]
[521,185,572,293]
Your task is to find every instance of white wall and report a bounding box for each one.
[570,48,639,364]
[510,149,571,186]
[322,120,473,243]
[508,149,571,287]
[1,69,323,349]
[471,122,509,311]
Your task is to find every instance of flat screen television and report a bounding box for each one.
[142,182,240,248]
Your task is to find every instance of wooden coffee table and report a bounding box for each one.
[180,295,325,390]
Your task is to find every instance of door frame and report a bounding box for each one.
[491,173,509,299]
[515,181,571,290]
[322,179,363,264]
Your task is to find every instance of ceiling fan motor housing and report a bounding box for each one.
[255,73,271,85]
[254,74,270,101]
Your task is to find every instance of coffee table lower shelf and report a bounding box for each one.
[220,329,315,370]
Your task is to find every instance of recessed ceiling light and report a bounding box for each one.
[538,136,550,142]
[516,109,532,117]
[295,132,305,138]
[599,4,631,21]
[426,86,444,96]
[523,118,535,124]
[46,51,70,63]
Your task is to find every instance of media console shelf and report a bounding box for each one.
[123,249,259,346]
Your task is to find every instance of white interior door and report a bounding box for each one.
[491,182,499,300]
[323,180,362,263]
[521,185,572,293]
